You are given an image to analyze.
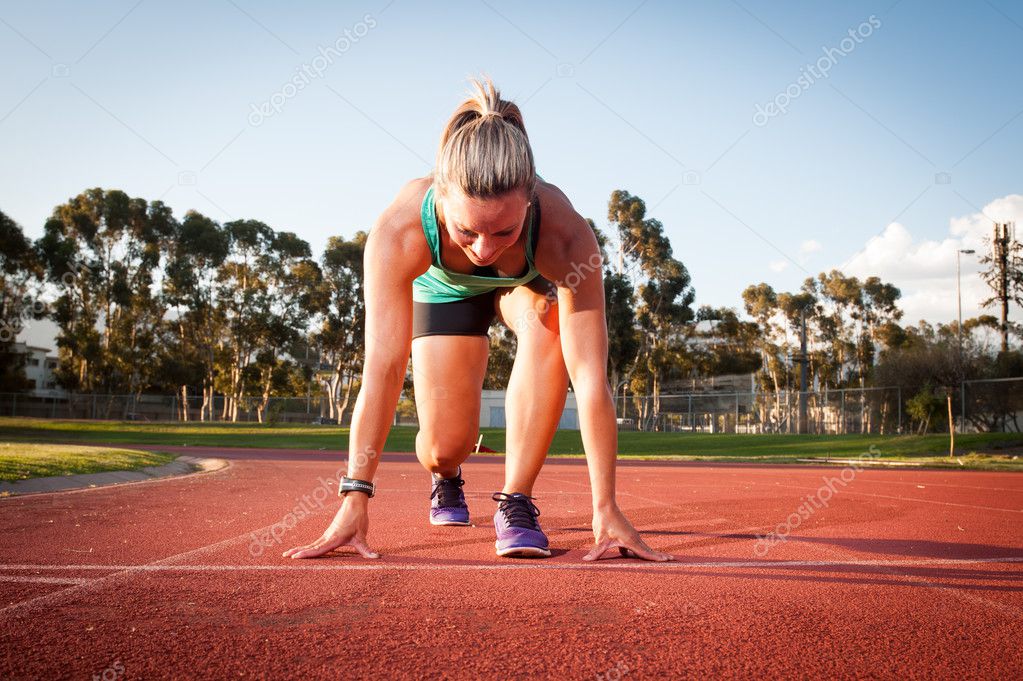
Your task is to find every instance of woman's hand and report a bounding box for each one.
[583,503,674,562]
[282,494,380,559]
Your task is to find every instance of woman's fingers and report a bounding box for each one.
[582,538,613,562]
[285,538,339,559]
[283,534,379,560]
[349,537,381,560]
[282,539,324,558]
[617,539,674,562]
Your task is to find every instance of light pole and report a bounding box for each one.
[957,248,975,351]
[956,248,975,436]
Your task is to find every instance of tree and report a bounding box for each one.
[315,232,367,422]
[215,221,318,422]
[608,190,695,429]
[588,218,638,408]
[0,210,44,391]
[742,283,786,430]
[979,222,1023,353]
[161,210,230,420]
[37,189,172,409]
[216,219,273,421]
[250,231,321,423]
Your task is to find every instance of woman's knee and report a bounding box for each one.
[416,428,477,466]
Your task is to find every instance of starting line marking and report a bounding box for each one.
[1,556,1021,573]
[0,575,92,585]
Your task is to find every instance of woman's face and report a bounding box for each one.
[438,188,530,266]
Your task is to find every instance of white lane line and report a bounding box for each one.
[741,471,1023,495]
[769,483,1022,513]
[0,575,92,585]
[0,519,311,618]
[0,556,1020,572]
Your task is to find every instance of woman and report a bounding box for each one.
[284,78,671,562]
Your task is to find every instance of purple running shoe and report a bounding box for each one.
[492,492,551,558]
[429,467,470,526]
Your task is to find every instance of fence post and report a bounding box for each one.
[12,393,16,417]
[840,389,845,434]
[734,392,739,433]
[960,380,966,434]
[896,386,902,434]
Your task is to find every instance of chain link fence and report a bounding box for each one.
[614,386,904,434]
[0,377,1019,433]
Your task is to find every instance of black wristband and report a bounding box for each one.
[340,477,375,498]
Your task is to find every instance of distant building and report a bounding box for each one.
[10,342,65,397]
[478,389,579,429]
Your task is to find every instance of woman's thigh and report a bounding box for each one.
[411,331,491,454]
[494,276,560,342]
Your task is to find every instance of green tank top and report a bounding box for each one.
[412,185,541,303]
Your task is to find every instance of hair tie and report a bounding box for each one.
[480,110,502,120]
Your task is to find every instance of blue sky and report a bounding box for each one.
[2,0,1021,350]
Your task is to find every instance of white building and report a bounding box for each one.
[10,342,64,397]
[478,389,579,429]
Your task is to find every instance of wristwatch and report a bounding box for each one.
[340,477,375,498]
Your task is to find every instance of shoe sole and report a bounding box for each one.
[430,517,471,526]
[495,542,552,558]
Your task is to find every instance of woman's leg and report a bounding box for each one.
[495,278,570,496]
[411,334,490,478]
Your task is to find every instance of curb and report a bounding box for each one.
[0,455,230,497]
[796,457,925,466]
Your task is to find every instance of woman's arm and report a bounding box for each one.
[284,180,430,560]
[541,195,673,562]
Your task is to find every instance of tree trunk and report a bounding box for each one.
[337,372,355,425]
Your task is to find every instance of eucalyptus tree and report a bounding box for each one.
[37,189,171,405]
[0,210,44,391]
[315,232,367,422]
[608,190,695,428]
[162,210,230,420]
[742,282,787,429]
[587,217,638,408]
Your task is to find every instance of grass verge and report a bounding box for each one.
[0,418,1020,470]
[0,442,177,482]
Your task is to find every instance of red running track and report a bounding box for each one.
[1,446,1021,679]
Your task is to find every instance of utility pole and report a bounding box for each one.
[794,308,808,434]
[990,222,1015,353]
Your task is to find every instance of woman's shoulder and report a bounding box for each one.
[534,179,595,264]
[367,176,433,275]
[381,176,432,227]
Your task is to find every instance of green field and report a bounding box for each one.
[0,442,177,482]
[0,417,1020,471]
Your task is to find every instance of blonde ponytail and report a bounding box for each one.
[434,77,536,199]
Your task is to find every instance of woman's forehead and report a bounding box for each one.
[444,192,529,230]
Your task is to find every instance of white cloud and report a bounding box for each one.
[799,239,822,255]
[842,194,1023,325]
[769,260,789,272]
